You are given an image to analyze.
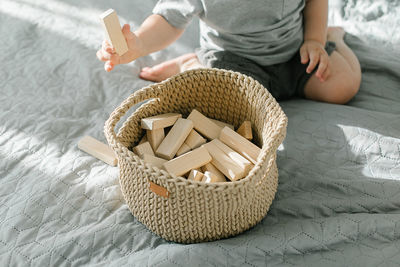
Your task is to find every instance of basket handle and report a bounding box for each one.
[104,85,163,154]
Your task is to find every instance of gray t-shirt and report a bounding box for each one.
[153,0,305,66]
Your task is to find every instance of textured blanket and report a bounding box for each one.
[0,0,399,266]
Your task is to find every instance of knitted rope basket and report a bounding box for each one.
[104,68,287,243]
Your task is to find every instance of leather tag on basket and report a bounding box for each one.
[149,181,169,198]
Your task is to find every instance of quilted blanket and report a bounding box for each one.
[0,0,399,266]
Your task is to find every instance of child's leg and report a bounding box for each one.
[303,27,362,104]
[139,53,203,82]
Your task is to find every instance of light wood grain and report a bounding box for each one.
[219,126,261,164]
[163,146,212,176]
[156,118,193,160]
[99,9,128,56]
[78,135,117,166]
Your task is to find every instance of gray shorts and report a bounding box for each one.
[196,42,336,101]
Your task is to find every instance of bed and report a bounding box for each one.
[1,0,399,266]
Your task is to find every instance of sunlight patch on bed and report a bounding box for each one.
[0,0,110,49]
[338,124,400,181]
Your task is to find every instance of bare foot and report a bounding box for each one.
[327,26,345,42]
[139,53,199,82]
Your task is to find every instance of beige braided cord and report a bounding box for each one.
[104,68,287,243]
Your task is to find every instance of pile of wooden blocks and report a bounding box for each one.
[133,109,260,183]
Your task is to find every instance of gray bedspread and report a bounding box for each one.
[1,0,399,266]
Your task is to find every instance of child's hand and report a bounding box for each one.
[300,40,330,82]
[96,24,143,72]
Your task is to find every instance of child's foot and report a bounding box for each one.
[139,53,198,82]
[327,26,345,42]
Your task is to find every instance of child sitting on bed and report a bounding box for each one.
[96,0,362,104]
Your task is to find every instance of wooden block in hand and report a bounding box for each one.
[219,126,261,164]
[210,118,234,130]
[176,143,191,156]
[201,163,226,181]
[212,139,253,178]
[187,109,222,140]
[184,130,206,149]
[236,121,253,140]
[202,171,226,183]
[163,146,212,177]
[147,128,164,151]
[203,141,246,181]
[99,9,128,56]
[141,113,182,130]
[156,118,193,160]
[78,135,117,166]
[188,169,204,181]
[133,141,154,157]
[143,154,167,169]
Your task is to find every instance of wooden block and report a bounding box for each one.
[203,141,246,181]
[163,147,212,177]
[176,143,191,156]
[78,135,117,166]
[141,113,182,130]
[99,9,128,56]
[133,141,154,157]
[201,163,226,181]
[138,135,147,144]
[212,139,253,178]
[202,171,226,183]
[156,118,193,160]
[236,121,253,140]
[143,154,167,169]
[188,169,204,182]
[210,118,234,130]
[184,130,206,149]
[219,127,261,164]
[146,128,164,151]
[187,109,222,140]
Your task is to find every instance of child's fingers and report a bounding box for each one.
[102,40,115,54]
[122,24,135,41]
[300,46,309,64]
[321,66,330,81]
[96,49,109,62]
[97,49,120,66]
[105,61,114,72]
[96,49,111,61]
[122,24,137,50]
[306,51,319,74]
[315,54,329,81]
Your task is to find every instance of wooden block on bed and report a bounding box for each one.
[201,163,226,181]
[143,154,167,169]
[187,109,222,140]
[210,118,234,130]
[219,126,260,164]
[184,130,206,149]
[203,141,246,181]
[133,141,154,157]
[141,113,182,130]
[212,139,253,177]
[99,9,128,56]
[188,169,204,181]
[236,121,253,140]
[176,143,191,156]
[202,171,227,183]
[78,135,117,166]
[146,128,164,151]
[156,118,193,160]
[163,146,212,177]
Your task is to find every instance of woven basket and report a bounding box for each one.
[104,68,287,243]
